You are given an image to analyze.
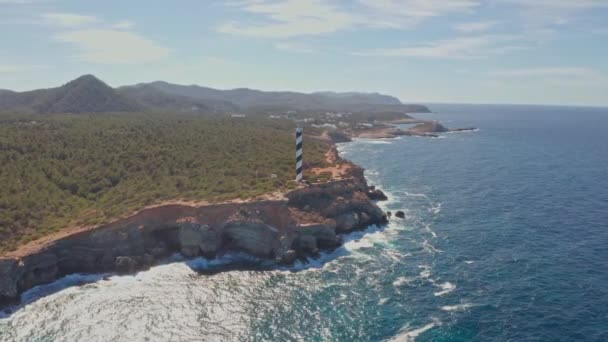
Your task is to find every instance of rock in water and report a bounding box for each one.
[368,189,388,201]
[395,211,405,219]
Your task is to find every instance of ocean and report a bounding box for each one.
[1,104,608,341]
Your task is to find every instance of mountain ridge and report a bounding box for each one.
[0,75,430,115]
[0,75,141,114]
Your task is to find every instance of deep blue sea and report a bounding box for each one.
[2,104,608,341]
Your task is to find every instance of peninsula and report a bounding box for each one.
[0,75,469,307]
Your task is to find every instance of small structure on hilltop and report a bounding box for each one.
[296,127,304,182]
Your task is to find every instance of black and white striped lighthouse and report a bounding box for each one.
[295,127,303,182]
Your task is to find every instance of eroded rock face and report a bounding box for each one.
[0,175,388,306]
[295,224,342,249]
[295,235,318,255]
[334,213,359,233]
[179,223,204,257]
[17,253,59,292]
[178,222,222,259]
[0,259,20,304]
[114,255,154,274]
[115,256,138,274]
[223,221,280,258]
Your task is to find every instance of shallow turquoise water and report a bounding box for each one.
[1,104,608,341]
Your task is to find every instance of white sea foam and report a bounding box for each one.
[423,223,438,238]
[352,138,393,144]
[384,250,411,262]
[367,140,393,144]
[392,276,415,287]
[388,319,442,342]
[422,239,442,253]
[445,128,479,134]
[402,191,429,199]
[366,170,380,176]
[418,265,431,279]
[285,224,388,272]
[434,282,456,296]
[464,260,475,264]
[428,202,442,214]
[441,303,473,312]
[378,298,389,305]
[17,273,111,308]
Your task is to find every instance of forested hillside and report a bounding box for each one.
[0,113,329,252]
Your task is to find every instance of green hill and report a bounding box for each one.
[0,113,329,252]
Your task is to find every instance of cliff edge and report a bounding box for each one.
[0,163,388,307]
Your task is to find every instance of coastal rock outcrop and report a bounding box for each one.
[0,171,388,307]
[367,188,388,201]
[223,221,280,258]
[178,222,221,258]
[409,121,448,134]
[356,120,476,139]
[114,256,139,274]
[295,224,342,249]
[0,259,20,302]
[334,212,359,233]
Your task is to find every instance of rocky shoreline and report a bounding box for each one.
[0,111,469,308]
[356,119,477,139]
[0,155,389,308]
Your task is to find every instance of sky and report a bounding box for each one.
[1,0,607,106]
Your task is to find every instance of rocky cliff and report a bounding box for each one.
[0,168,387,307]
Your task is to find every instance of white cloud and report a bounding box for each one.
[454,20,499,33]
[489,67,596,77]
[41,13,100,27]
[218,0,481,37]
[498,0,608,27]
[0,64,49,73]
[353,34,521,59]
[273,41,316,53]
[501,0,608,11]
[489,67,608,87]
[360,0,479,28]
[54,29,171,64]
[0,0,42,3]
[112,20,135,29]
[217,0,608,39]
[40,13,170,64]
[218,0,356,38]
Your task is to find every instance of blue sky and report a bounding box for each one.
[1,0,607,106]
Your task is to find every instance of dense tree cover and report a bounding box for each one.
[0,113,329,252]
